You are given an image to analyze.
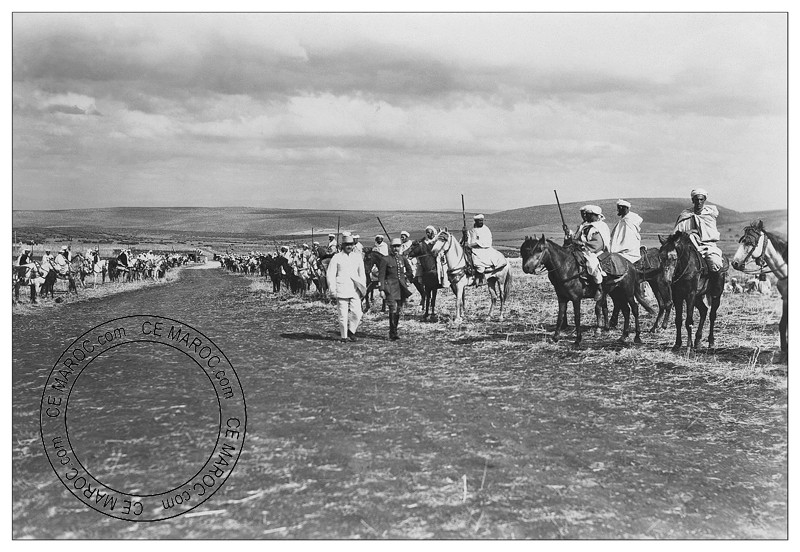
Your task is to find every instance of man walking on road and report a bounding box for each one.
[378,238,415,340]
[326,235,367,342]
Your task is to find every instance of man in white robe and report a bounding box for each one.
[674,188,723,271]
[609,199,643,263]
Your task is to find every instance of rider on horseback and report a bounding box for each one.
[54,245,72,276]
[462,214,494,285]
[674,188,724,273]
[609,199,643,263]
[568,205,610,301]
[15,245,35,279]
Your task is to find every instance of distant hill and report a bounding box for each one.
[13,199,787,246]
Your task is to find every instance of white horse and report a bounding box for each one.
[82,254,108,287]
[732,220,788,354]
[429,230,512,324]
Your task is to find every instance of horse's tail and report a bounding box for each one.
[503,264,513,300]
[635,280,657,315]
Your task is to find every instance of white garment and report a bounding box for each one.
[326,250,367,299]
[468,225,495,269]
[374,241,389,256]
[336,296,363,338]
[578,221,610,283]
[610,212,643,262]
[674,205,721,243]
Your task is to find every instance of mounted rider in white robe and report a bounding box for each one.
[609,199,643,263]
[464,214,506,283]
[569,205,610,299]
[673,188,723,272]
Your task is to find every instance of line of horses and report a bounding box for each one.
[217,221,785,357]
[521,220,787,356]
[13,251,189,305]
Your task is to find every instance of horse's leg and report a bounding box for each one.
[693,295,707,350]
[593,296,605,337]
[618,296,631,342]
[30,284,37,304]
[554,298,567,342]
[573,299,582,346]
[610,303,620,329]
[780,296,788,354]
[707,293,721,349]
[672,295,684,351]
[661,280,674,331]
[487,279,497,319]
[684,290,697,350]
[630,293,641,344]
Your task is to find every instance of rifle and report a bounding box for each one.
[461,194,467,245]
[554,190,570,238]
[336,216,341,248]
[377,217,392,241]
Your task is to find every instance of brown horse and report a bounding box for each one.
[405,240,443,321]
[520,235,642,345]
[659,231,727,350]
[610,247,669,332]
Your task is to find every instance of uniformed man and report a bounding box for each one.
[378,238,415,340]
[374,234,389,256]
[673,188,723,271]
[609,199,643,263]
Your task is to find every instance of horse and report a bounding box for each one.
[362,248,386,312]
[520,235,643,345]
[13,262,41,304]
[609,247,669,332]
[82,255,108,287]
[658,231,727,350]
[405,240,443,321]
[732,220,788,353]
[430,230,512,324]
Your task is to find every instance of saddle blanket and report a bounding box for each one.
[472,247,506,271]
[598,252,631,278]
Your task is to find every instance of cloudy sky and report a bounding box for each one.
[11,11,788,212]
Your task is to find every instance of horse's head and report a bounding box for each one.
[430,230,450,256]
[520,235,547,274]
[658,231,691,281]
[732,220,766,270]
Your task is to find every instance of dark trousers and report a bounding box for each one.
[387,298,405,338]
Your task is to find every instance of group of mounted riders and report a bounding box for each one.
[521,188,786,355]
[13,245,189,305]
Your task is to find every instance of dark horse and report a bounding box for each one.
[405,240,442,320]
[521,235,643,345]
[362,248,386,312]
[610,247,669,332]
[263,254,291,293]
[658,231,727,350]
[732,220,788,354]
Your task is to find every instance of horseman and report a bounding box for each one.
[352,234,364,258]
[54,245,73,276]
[15,245,35,279]
[609,199,643,263]
[674,188,723,272]
[463,214,496,284]
[398,231,412,255]
[419,225,444,286]
[302,243,311,260]
[569,205,610,301]
[374,234,389,256]
[116,248,130,274]
[326,233,339,254]
[40,249,54,274]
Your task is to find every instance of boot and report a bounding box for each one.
[389,313,399,340]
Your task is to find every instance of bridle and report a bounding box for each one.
[662,239,695,283]
[737,227,771,274]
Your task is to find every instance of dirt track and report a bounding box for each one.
[12,266,787,538]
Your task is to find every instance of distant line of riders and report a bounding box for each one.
[13,245,194,304]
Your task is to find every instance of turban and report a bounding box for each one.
[616,199,631,208]
[691,188,708,199]
[473,214,485,220]
[584,205,602,215]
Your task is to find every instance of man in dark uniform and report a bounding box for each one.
[378,238,415,340]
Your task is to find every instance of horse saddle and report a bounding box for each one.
[635,247,660,272]
[598,251,631,278]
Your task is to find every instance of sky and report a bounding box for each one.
[11,10,789,212]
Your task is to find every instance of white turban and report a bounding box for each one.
[616,199,631,208]
[425,225,437,233]
[473,214,485,220]
[584,204,602,215]
[691,188,708,199]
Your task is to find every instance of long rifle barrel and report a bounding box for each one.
[554,190,569,236]
[377,217,391,240]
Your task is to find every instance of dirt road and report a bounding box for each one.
[12,267,786,538]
